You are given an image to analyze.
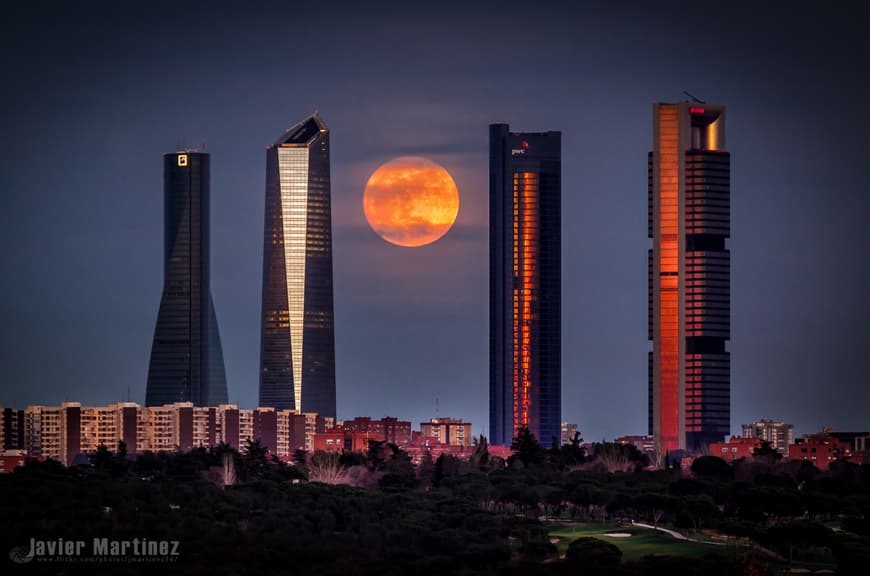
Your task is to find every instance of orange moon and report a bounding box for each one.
[363,156,459,247]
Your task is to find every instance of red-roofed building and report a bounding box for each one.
[787,437,842,470]
[341,417,412,446]
[313,427,378,453]
[0,450,27,473]
[709,436,760,462]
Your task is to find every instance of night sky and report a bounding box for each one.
[2,1,868,441]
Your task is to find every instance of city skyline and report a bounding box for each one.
[2,3,868,442]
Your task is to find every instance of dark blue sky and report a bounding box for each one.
[1,1,868,440]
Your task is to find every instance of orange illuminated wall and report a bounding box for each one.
[512,172,538,436]
[656,105,680,453]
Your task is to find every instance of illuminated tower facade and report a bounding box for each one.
[259,113,336,417]
[146,152,228,407]
[649,102,730,453]
[490,124,561,446]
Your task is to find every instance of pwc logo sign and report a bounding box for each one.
[511,140,530,156]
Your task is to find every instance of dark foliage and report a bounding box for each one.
[2,441,869,574]
[564,536,622,568]
[691,455,733,479]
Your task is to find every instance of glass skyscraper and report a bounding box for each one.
[489,124,561,447]
[648,102,730,453]
[259,113,336,417]
[146,152,228,407]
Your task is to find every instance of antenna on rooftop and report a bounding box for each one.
[683,91,706,104]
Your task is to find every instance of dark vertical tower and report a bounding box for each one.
[259,113,336,417]
[146,152,228,407]
[490,124,561,446]
[649,102,730,453]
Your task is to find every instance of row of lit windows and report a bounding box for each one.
[686,209,729,217]
[276,147,313,411]
[511,172,539,436]
[686,300,730,308]
[686,198,729,206]
[686,252,730,259]
[686,218,729,226]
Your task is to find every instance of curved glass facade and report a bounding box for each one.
[146,152,228,407]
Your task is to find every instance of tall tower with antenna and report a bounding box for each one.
[649,101,730,453]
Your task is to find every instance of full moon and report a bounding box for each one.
[363,156,460,247]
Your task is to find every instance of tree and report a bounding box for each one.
[90,444,113,471]
[416,450,435,490]
[764,521,832,563]
[292,448,308,465]
[338,450,366,468]
[560,431,586,468]
[509,428,546,468]
[241,439,269,480]
[753,439,782,462]
[433,453,464,487]
[635,493,678,529]
[565,537,622,571]
[589,442,649,473]
[680,494,718,532]
[469,435,490,470]
[220,452,237,486]
[537,485,565,519]
[691,455,733,479]
[380,444,416,490]
[366,439,387,470]
[307,451,347,484]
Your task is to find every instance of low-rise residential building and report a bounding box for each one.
[313,427,373,453]
[420,418,472,447]
[10,402,327,465]
[709,436,761,462]
[741,419,794,453]
[788,436,843,471]
[341,417,412,446]
[0,449,27,474]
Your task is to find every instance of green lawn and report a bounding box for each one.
[548,522,838,573]
[547,522,741,561]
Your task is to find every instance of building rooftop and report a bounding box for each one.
[274,113,327,146]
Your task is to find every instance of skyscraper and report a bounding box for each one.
[490,124,561,447]
[648,102,730,453]
[146,152,228,407]
[259,113,336,417]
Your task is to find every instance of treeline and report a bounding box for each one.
[1,433,868,574]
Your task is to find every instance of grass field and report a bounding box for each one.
[547,522,741,561]
[547,522,838,573]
